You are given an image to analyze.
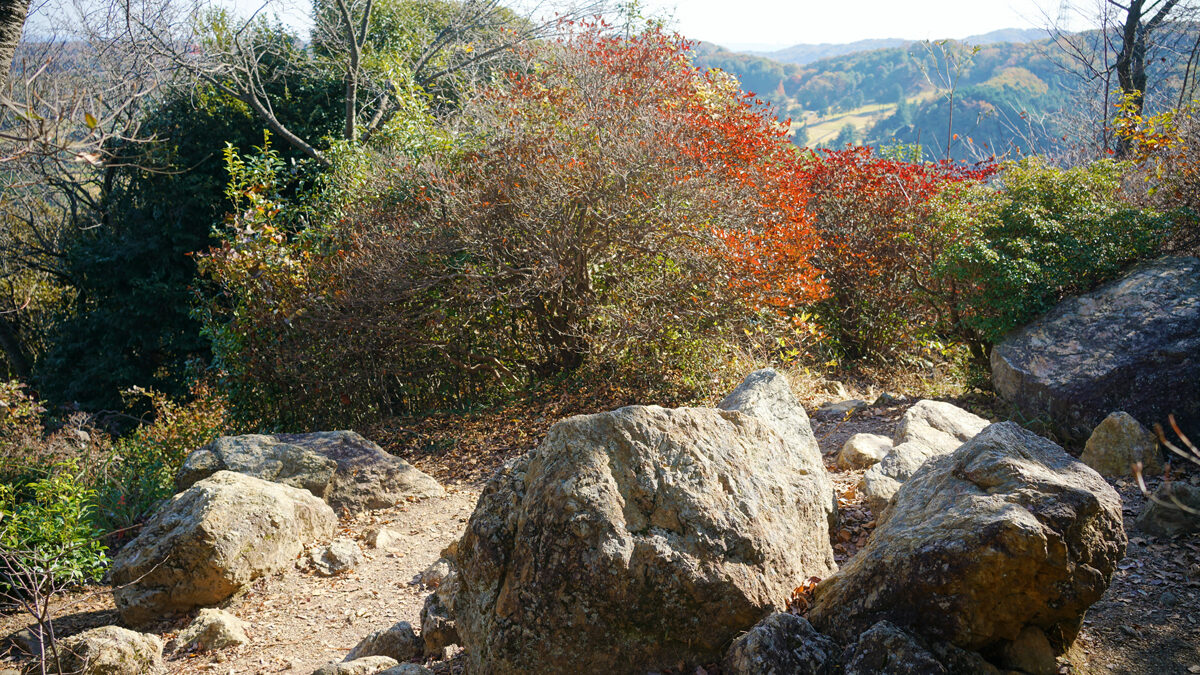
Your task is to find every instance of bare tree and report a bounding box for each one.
[119,0,610,166]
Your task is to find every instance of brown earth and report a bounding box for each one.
[2,392,1197,674]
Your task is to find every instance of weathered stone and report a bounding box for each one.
[112,471,336,626]
[169,608,249,652]
[893,400,990,454]
[449,403,837,673]
[312,656,397,675]
[992,256,1200,443]
[412,557,451,589]
[873,392,907,407]
[364,526,403,550]
[811,422,1125,655]
[378,666,434,675]
[723,613,840,675]
[998,625,1058,675]
[309,538,363,576]
[345,622,420,662]
[842,621,945,675]
[52,626,165,675]
[718,368,836,526]
[1135,482,1200,537]
[814,399,868,419]
[1081,411,1162,477]
[837,433,893,470]
[419,592,459,659]
[178,431,444,514]
[859,401,990,514]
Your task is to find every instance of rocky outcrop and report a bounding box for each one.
[52,626,165,675]
[419,593,459,659]
[169,609,249,652]
[177,431,444,514]
[859,400,989,514]
[345,622,421,662]
[1080,411,1162,477]
[448,401,837,673]
[111,471,337,626]
[991,256,1200,442]
[718,368,836,526]
[1135,482,1200,537]
[811,422,1125,656]
[841,621,946,675]
[723,613,841,675]
[836,434,892,470]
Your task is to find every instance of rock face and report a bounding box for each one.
[420,593,460,659]
[111,471,337,626]
[841,621,946,675]
[991,256,1200,443]
[718,368,836,526]
[345,622,421,662]
[836,434,892,470]
[448,402,837,673]
[1135,482,1200,537]
[859,400,989,514]
[177,431,444,514]
[810,422,1125,655]
[52,626,165,675]
[1080,411,1162,477]
[723,613,841,675]
[169,609,249,652]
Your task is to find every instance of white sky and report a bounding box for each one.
[635,0,1063,50]
[221,0,1074,51]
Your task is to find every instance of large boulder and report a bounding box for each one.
[810,422,1125,655]
[51,626,165,675]
[718,368,836,526]
[177,431,444,514]
[723,613,841,675]
[1080,411,1162,477]
[447,403,837,674]
[991,256,1200,443]
[111,471,336,626]
[859,400,989,513]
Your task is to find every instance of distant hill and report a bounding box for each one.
[749,27,1050,66]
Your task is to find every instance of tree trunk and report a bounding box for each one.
[0,0,31,80]
[0,313,32,380]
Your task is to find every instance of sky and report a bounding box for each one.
[634,0,1064,51]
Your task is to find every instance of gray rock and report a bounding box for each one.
[814,399,868,419]
[111,471,336,626]
[1081,411,1162,477]
[873,392,907,407]
[419,592,459,659]
[992,256,1200,443]
[449,403,837,673]
[893,400,990,454]
[378,666,434,675]
[169,608,249,652]
[719,369,836,529]
[998,625,1058,675]
[345,622,420,662]
[178,431,444,514]
[412,557,451,589]
[859,401,989,515]
[836,434,893,470]
[312,656,398,675]
[309,538,364,576]
[811,422,1125,655]
[842,621,945,675]
[1135,482,1200,536]
[723,613,840,675]
[52,626,166,675]
[364,526,403,550]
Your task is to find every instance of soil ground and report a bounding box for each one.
[2,394,1198,674]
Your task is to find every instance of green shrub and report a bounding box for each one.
[0,461,108,587]
[934,157,1172,347]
